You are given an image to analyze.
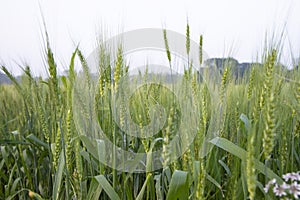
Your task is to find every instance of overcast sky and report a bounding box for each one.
[0,0,300,76]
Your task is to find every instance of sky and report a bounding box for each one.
[0,0,300,76]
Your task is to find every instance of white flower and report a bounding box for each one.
[290,172,300,181]
[288,182,300,199]
[281,182,290,190]
[264,178,277,193]
[273,183,288,197]
[283,172,300,182]
[269,178,277,184]
[283,173,292,182]
[264,173,300,199]
[264,185,269,193]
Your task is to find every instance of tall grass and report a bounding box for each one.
[0,25,300,200]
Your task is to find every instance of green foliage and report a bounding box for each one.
[0,25,299,200]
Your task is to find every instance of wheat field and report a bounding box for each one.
[0,25,300,200]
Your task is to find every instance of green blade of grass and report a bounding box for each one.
[166,170,189,200]
[27,134,49,150]
[79,135,99,160]
[53,151,65,200]
[94,175,120,200]
[205,173,224,198]
[210,137,283,183]
[136,173,151,200]
[87,178,103,200]
[0,140,31,145]
[79,135,98,159]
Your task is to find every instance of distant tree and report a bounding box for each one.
[0,72,12,84]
